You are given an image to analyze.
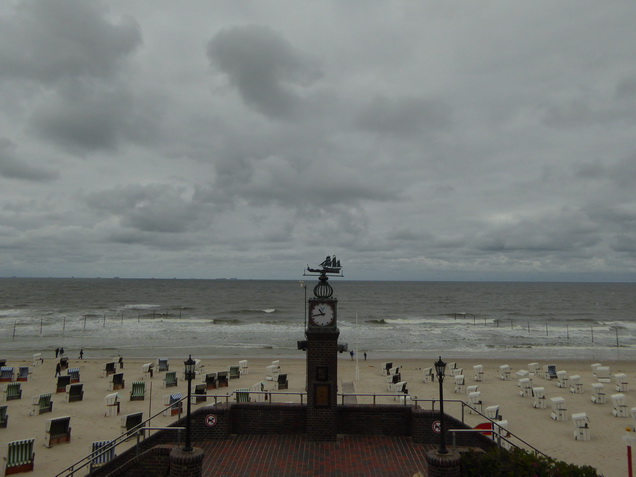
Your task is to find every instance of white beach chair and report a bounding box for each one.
[468,391,482,414]
[265,365,279,381]
[596,366,611,383]
[492,420,511,449]
[532,387,546,409]
[556,370,569,388]
[519,378,533,398]
[528,363,540,376]
[485,405,501,420]
[422,367,433,383]
[466,385,478,395]
[142,363,154,380]
[32,353,43,367]
[239,360,249,375]
[516,369,529,380]
[591,383,606,404]
[104,393,120,417]
[389,366,402,376]
[615,373,629,393]
[591,363,602,377]
[631,407,636,427]
[550,397,567,421]
[451,367,463,377]
[569,375,583,394]
[473,365,484,382]
[393,382,408,400]
[499,365,511,381]
[454,375,465,394]
[572,412,590,441]
[612,393,629,417]
[381,362,393,376]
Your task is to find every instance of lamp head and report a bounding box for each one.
[184,355,196,379]
[434,356,446,378]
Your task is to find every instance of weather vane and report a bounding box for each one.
[305,255,343,277]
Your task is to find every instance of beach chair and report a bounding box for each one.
[204,372,217,390]
[532,387,546,408]
[572,412,590,441]
[275,373,288,390]
[454,375,465,394]
[386,374,401,390]
[528,363,540,376]
[0,405,7,428]
[193,384,207,404]
[239,360,249,375]
[631,408,636,427]
[516,369,529,380]
[0,367,14,383]
[499,365,511,381]
[492,420,511,449]
[32,353,42,367]
[615,373,629,392]
[556,370,569,388]
[393,382,408,401]
[229,366,241,380]
[217,371,229,388]
[3,382,22,401]
[17,367,29,382]
[381,362,392,376]
[422,367,433,383]
[451,367,463,377]
[142,363,154,380]
[447,362,457,372]
[265,365,279,381]
[569,375,583,394]
[163,371,177,388]
[596,366,611,383]
[67,367,80,383]
[235,388,251,403]
[130,381,146,401]
[56,375,71,393]
[485,405,501,420]
[466,385,478,395]
[250,381,268,402]
[109,372,125,391]
[4,438,35,475]
[44,416,71,447]
[591,383,606,404]
[389,366,402,376]
[120,412,144,440]
[157,358,169,372]
[468,391,482,414]
[473,365,484,382]
[31,393,53,415]
[59,357,69,371]
[66,383,84,402]
[90,440,117,472]
[194,359,204,375]
[550,397,567,421]
[163,393,183,417]
[519,378,533,397]
[591,363,602,377]
[102,362,116,377]
[612,393,629,417]
[544,364,558,380]
[105,393,120,417]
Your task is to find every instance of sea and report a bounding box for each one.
[1,278,635,362]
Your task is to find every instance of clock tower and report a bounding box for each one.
[305,256,342,441]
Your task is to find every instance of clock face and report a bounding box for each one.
[309,301,335,327]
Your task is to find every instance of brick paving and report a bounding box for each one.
[198,435,433,476]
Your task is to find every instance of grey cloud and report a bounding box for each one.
[85,185,207,234]
[0,138,58,181]
[355,96,452,136]
[0,0,141,84]
[207,25,321,119]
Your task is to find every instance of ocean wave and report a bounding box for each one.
[364,319,387,325]
[124,304,161,310]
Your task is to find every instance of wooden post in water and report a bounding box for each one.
[84,315,87,331]
[13,321,16,340]
[591,326,594,343]
[40,317,43,336]
[545,323,548,336]
[616,328,620,348]
[63,317,66,335]
[103,314,106,327]
[121,312,123,326]
[566,324,569,339]
[527,321,530,333]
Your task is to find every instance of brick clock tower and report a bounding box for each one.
[305,256,342,442]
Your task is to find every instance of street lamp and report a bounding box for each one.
[183,355,196,452]
[434,356,448,455]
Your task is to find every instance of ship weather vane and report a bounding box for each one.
[305,255,343,277]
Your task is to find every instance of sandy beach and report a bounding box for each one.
[0,354,633,476]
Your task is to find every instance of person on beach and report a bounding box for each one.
[118,356,124,369]
[350,350,355,360]
[364,352,367,361]
[79,349,84,360]
[55,362,61,377]
[55,347,59,358]
[60,347,65,356]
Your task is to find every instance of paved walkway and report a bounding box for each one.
[198,435,433,476]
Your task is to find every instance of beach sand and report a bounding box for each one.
[0,354,633,476]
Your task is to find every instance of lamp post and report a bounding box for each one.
[434,356,448,455]
[183,355,196,452]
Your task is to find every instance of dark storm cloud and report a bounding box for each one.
[0,0,141,84]
[0,138,58,181]
[207,25,322,119]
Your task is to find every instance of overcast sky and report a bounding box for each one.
[1,1,635,281]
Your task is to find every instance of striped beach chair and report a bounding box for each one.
[121,412,144,440]
[31,393,53,415]
[4,438,35,475]
[17,367,29,382]
[44,416,72,447]
[3,382,22,401]
[66,383,84,402]
[0,367,14,382]
[0,405,7,428]
[130,381,146,401]
[90,440,117,472]
[163,371,177,388]
[163,393,183,416]
[67,367,80,383]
